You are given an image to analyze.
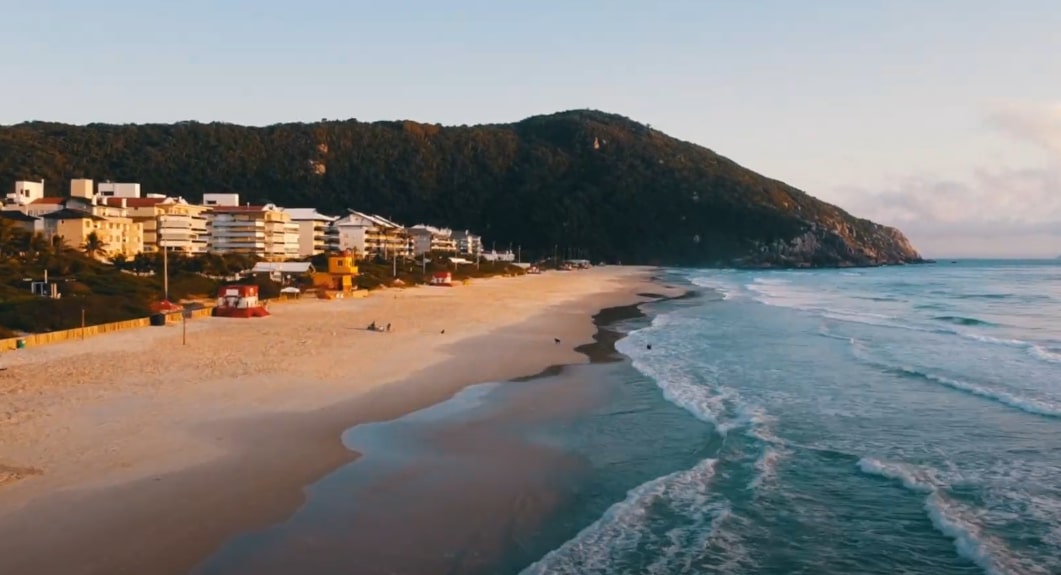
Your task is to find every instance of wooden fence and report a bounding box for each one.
[0,305,217,351]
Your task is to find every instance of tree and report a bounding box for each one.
[84,232,106,259]
[0,219,28,258]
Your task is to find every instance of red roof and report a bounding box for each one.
[30,197,65,205]
[101,197,168,208]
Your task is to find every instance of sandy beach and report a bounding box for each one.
[0,266,669,575]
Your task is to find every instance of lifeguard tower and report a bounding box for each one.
[212,285,270,318]
[312,250,360,299]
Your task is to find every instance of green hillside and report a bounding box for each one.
[0,110,922,267]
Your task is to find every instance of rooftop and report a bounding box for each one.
[283,208,337,222]
[0,211,39,222]
[208,205,273,213]
[250,261,314,274]
[40,208,105,221]
[29,197,65,205]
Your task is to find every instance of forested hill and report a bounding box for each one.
[0,110,921,267]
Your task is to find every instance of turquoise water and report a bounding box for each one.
[525,260,1061,575]
[193,260,1061,575]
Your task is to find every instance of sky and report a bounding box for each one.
[2,0,1060,258]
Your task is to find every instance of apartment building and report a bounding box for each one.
[40,205,143,259]
[452,230,484,258]
[5,180,45,208]
[283,208,336,257]
[407,224,458,256]
[329,210,412,259]
[101,196,209,254]
[206,203,299,260]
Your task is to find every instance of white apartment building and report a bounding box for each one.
[202,193,241,207]
[206,203,299,261]
[407,224,458,256]
[97,182,142,198]
[452,230,484,258]
[6,180,45,207]
[283,208,337,257]
[101,196,210,254]
[329,210,412,259]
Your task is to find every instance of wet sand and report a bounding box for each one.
[191,300,650,575]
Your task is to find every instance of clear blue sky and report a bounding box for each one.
[5,0,1061,257]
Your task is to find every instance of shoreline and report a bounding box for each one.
[0,267,680,575]
[192,285,683,575]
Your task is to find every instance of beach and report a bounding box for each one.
[0,266,671,575]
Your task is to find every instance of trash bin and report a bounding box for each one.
[15,338,25,349]
[149,314,166,326]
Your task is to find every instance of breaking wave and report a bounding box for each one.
[520,458,728,575]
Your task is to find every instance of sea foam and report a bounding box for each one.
[519,458,724,575]
[857,457,1038,575]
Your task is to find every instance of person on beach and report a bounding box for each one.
[386,323,392,332]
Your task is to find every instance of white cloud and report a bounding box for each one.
[985,101,1061,156]
[836,102,1061,258]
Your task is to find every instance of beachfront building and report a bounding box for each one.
[97,182,142,199]
[250,261,315,284]
[68,178,95,200]
[5,180,45,208]
[283,208,336,257]
[202,193,241,207]
[20,197,67,218]
[481,249,516,263]
[329,210,412,259]
[407,224,458,256]
[452,230,483,258]
[0,210,42,235]
[83,199,145,258]
[101,196,210,254]
[206,202,300,261]
[40,206,143,259]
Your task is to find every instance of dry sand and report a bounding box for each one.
[0,266,670,575]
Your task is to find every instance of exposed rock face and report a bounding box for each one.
[743,222,922,268]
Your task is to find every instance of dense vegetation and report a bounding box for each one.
[0,110,921,267]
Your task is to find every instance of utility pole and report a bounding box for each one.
[81,308,86,340]
[182,311,187,345]
[162,241,169,301]
[392,251,397,277]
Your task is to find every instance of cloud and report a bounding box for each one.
[985,101,1061,156]
[837,102,1061,257]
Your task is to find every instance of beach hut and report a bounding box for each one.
[212,285,270,318]
[430,271,453,286]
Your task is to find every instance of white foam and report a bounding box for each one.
[1030,345,1061,364]
[690,276,742,301]
[857,458,1037,575]
[899,366,1061,418]
[857,457,937,493]
[520,458,721,575]
[748,447,783,490]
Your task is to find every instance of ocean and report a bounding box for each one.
[193,260,1061,575]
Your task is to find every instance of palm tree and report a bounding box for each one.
[84,232,106,259]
